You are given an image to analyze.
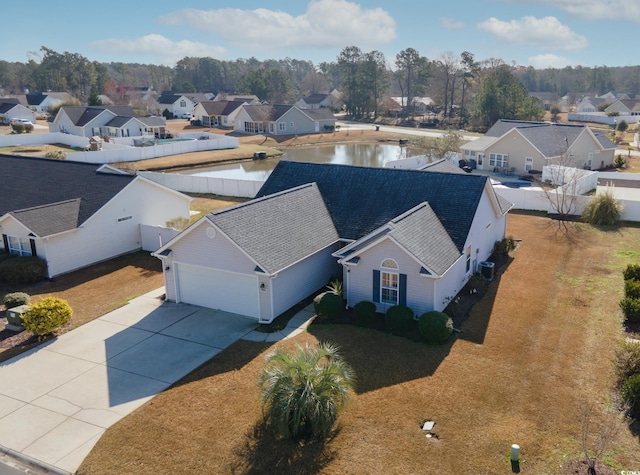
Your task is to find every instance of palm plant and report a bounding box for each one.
[259,342,355,440]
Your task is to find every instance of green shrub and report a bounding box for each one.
[614,154,627,168]
[623,264,640,282]
[384,305,414,332]
[625,279,640,299]
[325,279,343,298]
[620,297,640,322]
[493,236,515,255]
[0,256,48,285]
[45,150,66,160]
[3,292,30,310]
[614,340,640,384]
[418,311,454,344]
[313,291,344,322]
[581,190,622,226]
[22,297,72,336]
[353,301,377,327]
[621,373,640,419]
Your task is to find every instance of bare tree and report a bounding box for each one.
[580,402,626,475]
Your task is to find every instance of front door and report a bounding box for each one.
[525,157,533,172]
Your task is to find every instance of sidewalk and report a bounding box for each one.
[0,289,315,474]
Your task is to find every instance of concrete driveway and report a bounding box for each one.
[0,288,258,474]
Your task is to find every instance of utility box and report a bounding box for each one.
[6,304,30,332]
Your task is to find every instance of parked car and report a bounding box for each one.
[180,113,193,120]
[10,118,34,126]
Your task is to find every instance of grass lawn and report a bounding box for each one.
[77,213,640,475]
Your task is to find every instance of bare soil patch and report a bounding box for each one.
[78,214,640,475]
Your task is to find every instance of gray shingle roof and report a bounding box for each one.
[303,108,336,121]
[388,203,460,275]
[242,104,293,122]
[60,106,135,126]
[199,100,246,116]
[257,162,492,251]
[0,154,135,236]
[0,102,20,114]
[301,93,329,104]
[208,183,339,274]
[419,158,467,174]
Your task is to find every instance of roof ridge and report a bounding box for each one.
[209,183,317,217]
[11,198,81,214]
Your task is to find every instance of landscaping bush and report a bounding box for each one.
[0,256,48,285]
[384,305,414,332]
[325,278,343,298]
[623,264,640,282]
[493,236,515,255]
[259,342,354,440]
[581,190,622,226]
[625,279,640,299]
[621,373,640,419]
[418,311,454,344]
[614,154,627,168]
[10,123,25,134]
[3,292,30,310]
[353,300,377,327]
[614,340,640,384]
[44,150,66,160]
[313,291,344,322]
[22,297,72,336]
[619,297,640,323]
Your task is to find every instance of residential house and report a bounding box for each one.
[0,99,36,124]
[389,96,434,114]
[158,92,214,118]
[212,93,260,104]
[49,105,166,138]
[25,92,72,115]
[295,93,333,109]
[604,99,640,117]
[0,154,191,278]
[154,162,511,323]
[529,92,569,112]
[460,120,616,174]
[576,97,611,113]
[192,100,247,128]
[234,104,336,135]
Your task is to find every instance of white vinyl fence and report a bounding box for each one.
[0,132,89,148]
[140,225,182,252]
[138,171,263,198]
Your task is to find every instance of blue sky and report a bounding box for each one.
[4,0,639,69]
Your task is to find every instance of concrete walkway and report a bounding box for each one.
[0,289,315,474]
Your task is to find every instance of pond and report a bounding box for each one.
[179,143,420,180]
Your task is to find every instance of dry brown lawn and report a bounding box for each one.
[78,213,640,475]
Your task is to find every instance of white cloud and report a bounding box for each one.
[478,16,588,51]
[440,18,465,30]
[90,35,227,65]
[527,53,578,68]
[506,0,640,21]
[158,0,397,52]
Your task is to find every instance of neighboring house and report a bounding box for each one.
[529,92,569,112]
[192,100,247,128]
[0,100,36,124]
[576,97,611,113]
[295,93,333,109]
[49,105,167,138]
[389,96,434,114]
[154,162,512,323]
[25,92,72,114]
[604,99,640,116]
[234,104,336,135]
[461,119,616,174]
[0,154,191,278]
[158,92,212,118]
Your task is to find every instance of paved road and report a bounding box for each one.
[336,120,480,141]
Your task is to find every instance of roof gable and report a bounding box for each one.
[208,183,339,274]
[257,162,488,251]
[0,154,136,235]
[242,104,294,122]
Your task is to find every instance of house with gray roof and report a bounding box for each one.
[153,162,511,323]
[192,100,247,128]
[0,99,36,124]
[0,154,191,277]
[461,119,615,174]
[25,92,72,114]
[49,105,166,138]
[234,104,336,135]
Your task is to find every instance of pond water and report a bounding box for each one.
[179,143,419,180]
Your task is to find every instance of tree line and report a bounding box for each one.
[2,46,640,131]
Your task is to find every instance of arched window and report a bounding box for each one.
[380,259,399,304]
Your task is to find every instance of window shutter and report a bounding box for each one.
[29,239,37,257]
[372,270,380,302]
[399,273,407,306]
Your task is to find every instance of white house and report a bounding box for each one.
[0,99,36,125]
[234,104,336,135]
[192,100,247,128]
[25,92,72,114]
[0,154,191,278]
[154,162,512,323]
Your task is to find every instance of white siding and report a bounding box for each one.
[346,238,436,316]
[44,178,190,277]
[270,244,341,321]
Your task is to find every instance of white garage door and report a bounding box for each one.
[175,263,260,318]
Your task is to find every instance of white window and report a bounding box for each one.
[525,157,533,172]
[289,121,295,128]
[7,236,32,256]
[489,153,508,167]
[279,122,286,131]
[180,100,186,107]
[380,259,399,305]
